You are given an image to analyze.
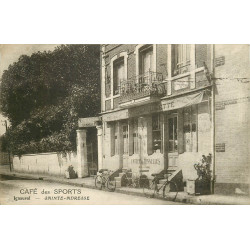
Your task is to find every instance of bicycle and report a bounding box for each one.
[121,169,149,188]
[95,169,116,192]
[143,172,178,201]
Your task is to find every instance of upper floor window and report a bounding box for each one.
[113,57,125,96]
[172,44,191,76]
[139,45,153,76]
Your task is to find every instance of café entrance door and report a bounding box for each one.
[167,113,178,167]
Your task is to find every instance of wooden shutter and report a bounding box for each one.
[147,115,153,155]
[195,44,208,68]
[110,123,115,156]
[177,109,184,154]
[128,119,134,156]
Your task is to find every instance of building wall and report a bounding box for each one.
[13,152,78,176]
[214,44,250,187]
[102,44,170,112]
[100,44,249,193]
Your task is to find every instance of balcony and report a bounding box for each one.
[118,71,166,108]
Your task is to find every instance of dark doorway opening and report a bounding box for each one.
[86,127,98,176]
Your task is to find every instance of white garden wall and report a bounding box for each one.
[13,152,78,177]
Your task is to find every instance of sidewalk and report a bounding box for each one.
[1,168,249,205]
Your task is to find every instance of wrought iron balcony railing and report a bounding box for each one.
[118,71,165,104]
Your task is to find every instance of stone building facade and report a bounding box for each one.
[77,44,250,194]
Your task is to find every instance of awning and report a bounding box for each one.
[101,91,207,122]
[161,91,205,112]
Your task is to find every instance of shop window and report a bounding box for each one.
[122,122,128,155]
[183,105,198,152]
[168,115,178,152]
[172,44,191,76]
[152,114,162,153]
[133,118,139,154]
[113,57,125,95]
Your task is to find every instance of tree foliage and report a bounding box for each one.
[0,45,100,155]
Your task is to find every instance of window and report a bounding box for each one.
[152,114,162,152]
[183,105,197,152]
[168,115,178,152]
[122,122,128,154]
[173,44,191,76]
[113,57,124,95]
[139,45,153,75]
[133,118,139,154]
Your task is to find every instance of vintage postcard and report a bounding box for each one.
[0,44,249,205]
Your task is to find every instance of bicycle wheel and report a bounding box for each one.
[143,181,156,198]
[107,177,116,192]
[95,175,103,190]
[163,181,178,201]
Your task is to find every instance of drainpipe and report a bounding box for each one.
[211,44,216,194]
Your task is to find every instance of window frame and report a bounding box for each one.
[152,113,162,153]
[113,57,125,96]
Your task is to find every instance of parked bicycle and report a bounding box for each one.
[121,169,149,188]
[143,172,178,201]
[95,169,116,192]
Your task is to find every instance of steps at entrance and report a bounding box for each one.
[115,176,122,182]
[114,173,125,188]
[115,181,122,188]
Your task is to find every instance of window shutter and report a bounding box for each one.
[110,123,115,156]
[147,116,153,155]
[128,119,134,156]
[178,109,184,154]
[195,44,208,68]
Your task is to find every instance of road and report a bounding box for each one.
[0,175,183,205]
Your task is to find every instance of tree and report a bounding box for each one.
[0,44,100,155]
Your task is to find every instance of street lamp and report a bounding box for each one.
[1,120,12,171]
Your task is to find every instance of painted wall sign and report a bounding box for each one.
[216,143,225,152]
[215,56,225,67]
[78,117,100,127]
[131,158,161,165]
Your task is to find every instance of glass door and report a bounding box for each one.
[168,114,178,167]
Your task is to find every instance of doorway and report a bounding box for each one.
[86,127,98,176]
[167,113,178,167]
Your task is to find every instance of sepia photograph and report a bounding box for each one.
[1,2,250,250]
[0,44,249,205]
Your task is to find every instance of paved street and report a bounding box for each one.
[0,175,183,205]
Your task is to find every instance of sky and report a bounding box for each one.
[0,44,59,135]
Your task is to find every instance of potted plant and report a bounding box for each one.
[193,154,212,195]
